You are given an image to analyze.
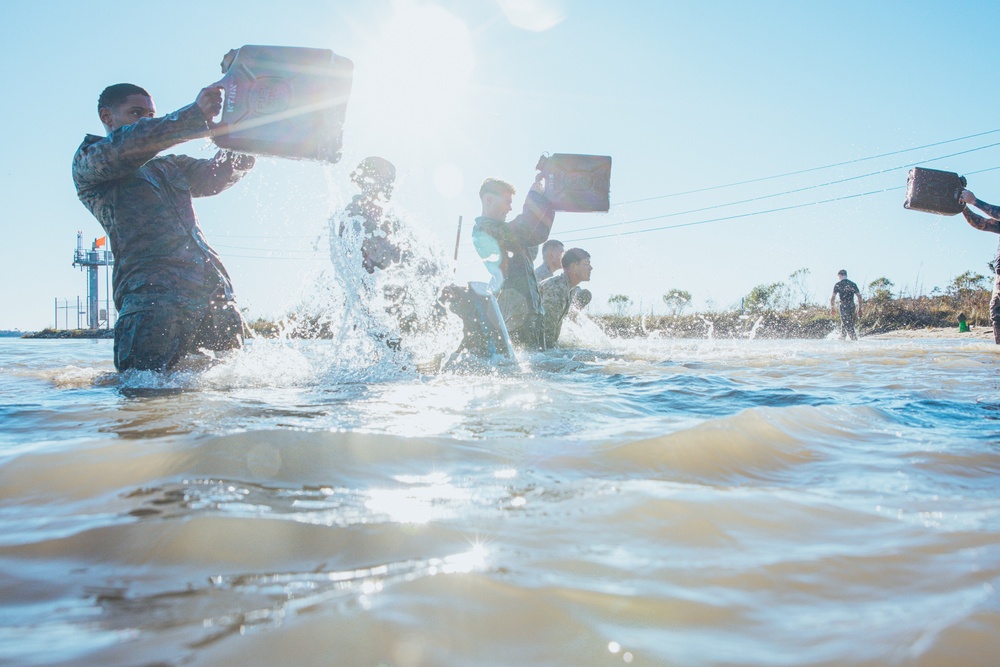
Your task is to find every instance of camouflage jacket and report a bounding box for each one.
[471,189,555,332]
[72,103,254,316]
[539,272,570,348]
[962,198,1000,273]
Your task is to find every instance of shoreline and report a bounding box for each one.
[11,326,996,342]
[864,326,993,341]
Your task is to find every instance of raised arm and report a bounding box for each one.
[72,103,210,190]
[960,189,1000,233]
[507,188,556,248]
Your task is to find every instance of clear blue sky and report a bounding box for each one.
[3,0,1000,330]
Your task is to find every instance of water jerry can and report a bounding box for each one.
[903,167,967,216]
[213,45,354,163]
[536,153,612,212]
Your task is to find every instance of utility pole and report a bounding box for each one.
[72,231,114,330]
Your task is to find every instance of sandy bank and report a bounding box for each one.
[866,326,994,341]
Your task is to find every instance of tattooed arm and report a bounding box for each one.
[960,189,1000,234]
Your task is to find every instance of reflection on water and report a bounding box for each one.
[1,337,1000,666]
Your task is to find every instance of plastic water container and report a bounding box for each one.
[903,167,967,216]
[536,153,612,212]
[213,45,353,163]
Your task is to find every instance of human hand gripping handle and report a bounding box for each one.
[959,188,976,207]
[195,83,225,131]
[530,171,545,194]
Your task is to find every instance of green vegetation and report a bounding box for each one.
[661,289,692,317]
[596,268,993,339]
[607,294,632,317]
[111,267,993,342]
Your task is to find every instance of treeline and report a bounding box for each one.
[240,268,992,341]
[599,268,993,339]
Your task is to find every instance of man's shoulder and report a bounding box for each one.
[540,272,568,292]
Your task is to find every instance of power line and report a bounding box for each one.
[564,164,1000,243]
[563,142,1000,238]
[611,127,1000,207]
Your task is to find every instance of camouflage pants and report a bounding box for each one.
[991,273,1000,344]
[114,300,245,372]
[839,306,857,341]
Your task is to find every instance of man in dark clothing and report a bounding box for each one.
[959,188,1000,344]
[73,82,255,371]
[471,176,556,349]
[830,269,863,340]
[340,156,401,274]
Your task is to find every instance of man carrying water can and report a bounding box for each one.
[472,175,556,350]
[72,82,256,371]
[958,188,1000,344]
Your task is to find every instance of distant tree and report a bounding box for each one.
[788,268,812,307]
[947,270,990,320]
[947,270,988,298]
[608,294,632,316]
[867,277,895,303]
[662,289,692,317]
[744,282,786,311]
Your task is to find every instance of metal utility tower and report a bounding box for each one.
[72,231,114,330]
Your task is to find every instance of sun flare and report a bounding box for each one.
[354,2,475,141]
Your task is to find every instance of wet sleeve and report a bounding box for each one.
[72,104,210,191]
[508,190,556,248]
[179,151,256,197]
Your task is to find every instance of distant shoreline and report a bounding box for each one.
[864,326,993,341]
[19,329,114,340]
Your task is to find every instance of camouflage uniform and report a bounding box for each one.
[539,272,570,349]
[534,262,555,283]
[72,102,255,371]
[472,190,555,349]
[962,197,1000,343]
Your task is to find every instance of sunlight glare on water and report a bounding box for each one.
[1,333,1000,666]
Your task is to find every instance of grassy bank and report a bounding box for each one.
[595,292,988,339]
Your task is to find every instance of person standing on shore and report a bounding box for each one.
[73,82,256,372]
[959,189,1000,344]
[830,269,862,340]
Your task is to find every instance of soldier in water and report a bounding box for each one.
[471,175,556,349]
[340,156,401,274]
[72,82,255,372]
[959,188,1000,343]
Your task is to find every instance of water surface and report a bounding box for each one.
[1,335,999,666]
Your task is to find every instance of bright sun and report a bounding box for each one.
[354,2,475,142]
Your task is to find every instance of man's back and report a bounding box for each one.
[833,279,859,308]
